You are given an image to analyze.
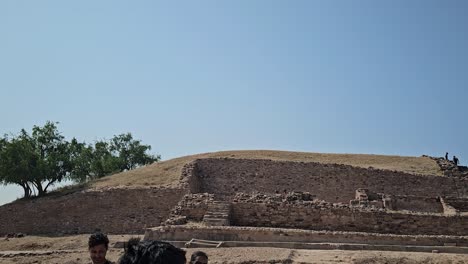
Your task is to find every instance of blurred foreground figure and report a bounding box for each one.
[88,232,114,264]
[190,251,208,264]
[119,238,186,264]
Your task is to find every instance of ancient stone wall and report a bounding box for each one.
[429,156,468,179]
[194,158,467,202]
[0,187,185,235]
[229,193,467,236]
[392,196,443,213]
[3,157,466,237]
[145,225,468,247]
[180,162,202,193]
[444,197,468,212]
[168,193,213,222]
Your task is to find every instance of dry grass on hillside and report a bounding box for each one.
[90,150,442,189]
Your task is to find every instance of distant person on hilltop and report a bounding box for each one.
[453,156,459,166]
[119,238,186,264]
[89,232,114,264]
[445,152,449,160]
[190,251,209,264]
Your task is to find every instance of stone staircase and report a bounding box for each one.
[202,201,231,226]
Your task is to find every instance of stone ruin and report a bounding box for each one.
[426,155,468,179]
[1,155,467,253]
[147,157,468,252]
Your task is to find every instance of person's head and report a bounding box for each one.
[88,232,110,264]
[119,238,186,264]
[190,251,208,264]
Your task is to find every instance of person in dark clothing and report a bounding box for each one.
[454,156,459,166]
[88,232,114,264]
[445,152,449,160]
[190,251,208,264]
[119,238,186,264]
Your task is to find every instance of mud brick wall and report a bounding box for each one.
[194,158,467,202]
[230,199,467,236]
[170,193,213,221]
[0,187,185,235]
[180,162,203,193]
[392,196,443,213]
[444,197,468,212]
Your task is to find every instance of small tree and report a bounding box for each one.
[0,122,79,197]
[89,140,120,178]
[29,122,73,195]
[110,133,160,171]
[68,138,93,182]
[0,131,38,198]
[0,122,161,197]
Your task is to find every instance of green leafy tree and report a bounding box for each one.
[0,136,6,150]
[0,122,79,197]
[89,140,120,178]
[110,133,160,171]
[0,122,161,197]
[83,134,159,179]
[68,138,94,182]
[0,131,38,198]
[29,122,74,196]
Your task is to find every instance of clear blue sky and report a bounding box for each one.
[1,1,467,205]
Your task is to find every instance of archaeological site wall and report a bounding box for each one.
[230,197,467,236]
[391,196,443,213]
[193,158,467,203]
[146,225,468,247]
[2,157,467,237]
[444,197,468,212]
[0,187,185,235]
[169,193,214,222]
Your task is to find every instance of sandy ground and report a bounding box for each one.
[1,235,467,264]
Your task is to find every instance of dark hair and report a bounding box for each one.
[119,238,186,264]
[190,251,208,263]
[88,232,110,249]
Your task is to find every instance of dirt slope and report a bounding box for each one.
[89,150,442,189]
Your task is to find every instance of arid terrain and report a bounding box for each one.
[1,150,466,263]
[1,235,467,264]
[91,150,443,188]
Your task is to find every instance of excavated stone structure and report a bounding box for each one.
[1,156,468,252]
[427,155,468,179]
[155,157,468,251]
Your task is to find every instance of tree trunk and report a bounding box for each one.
[18,182,31,198]
[44,179,57,194]
[23,186,30,198]
[34,180,45,196]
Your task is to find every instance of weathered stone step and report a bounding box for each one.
[203,200,232,226]
[207,205,230,209]
[206,209,229,212]
[203,217,227,221]
[204,216,228,220]
[203,219,229,226]
[206,207,230,211]
[204,213,229,217]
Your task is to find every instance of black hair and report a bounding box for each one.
[190,251,208,263]
[119,238,186,264]
[88,232,110,249]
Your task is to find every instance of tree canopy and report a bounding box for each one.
[0,121,160,198]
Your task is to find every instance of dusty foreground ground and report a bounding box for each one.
[1,235,467,264]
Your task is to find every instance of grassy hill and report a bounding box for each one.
[89,150,442,189]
